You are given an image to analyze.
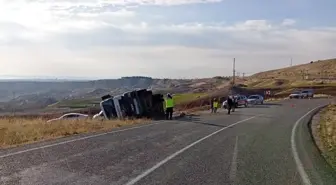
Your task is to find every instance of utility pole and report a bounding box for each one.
[290,57,293,67]
[233,58,236,86]
[300,70,304,80]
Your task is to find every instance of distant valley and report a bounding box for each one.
[0,76,231,114]
[0,58,335,115]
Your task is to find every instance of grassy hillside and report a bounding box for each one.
[247,58,336,88]
[250,58,336,80]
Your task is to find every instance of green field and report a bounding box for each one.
[51,93,207,109]
[50,98,101,109]
[172,93,207,105]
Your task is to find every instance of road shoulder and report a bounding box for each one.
[311,105,336,170]
[296,105,336,184]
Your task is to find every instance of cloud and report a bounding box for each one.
[282,19,296,26]
[2,18,336,78]
[32,0,223,6]
[0,1,335,78]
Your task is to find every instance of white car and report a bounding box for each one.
[247,95,264,105]
[47,113,89,123]
[289,91,303,99]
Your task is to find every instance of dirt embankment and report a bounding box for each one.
[316,104,336,169]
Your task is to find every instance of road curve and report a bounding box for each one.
[0,99,335,185]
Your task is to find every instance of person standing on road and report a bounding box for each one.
[227,95,234,114]
[232,95,236,113]
[165,93,174,120]
[210,98,214,113]
[212,98,219,113]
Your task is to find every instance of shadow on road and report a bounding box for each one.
[262,103,283,106]
[247,105,272,109]
[234,113,275,119]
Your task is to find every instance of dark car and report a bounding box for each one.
[300,89,314,98]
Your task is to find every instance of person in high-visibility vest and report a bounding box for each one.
[212,98,219,113]
[165,93,174,120]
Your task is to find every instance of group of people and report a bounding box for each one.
[211,95,236,114]
[164,93,237,121]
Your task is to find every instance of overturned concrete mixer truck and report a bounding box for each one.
[94,89,166,120]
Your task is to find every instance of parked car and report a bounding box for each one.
[289,91,302,99]
[47,113,89,123]
[247,95,264,105]
[300,89,314,98]
[222,95,248,109]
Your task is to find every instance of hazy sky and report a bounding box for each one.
[1,0,336,79]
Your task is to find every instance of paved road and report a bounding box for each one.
[0,99,335,185]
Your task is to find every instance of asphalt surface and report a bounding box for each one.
[1,99,335,185]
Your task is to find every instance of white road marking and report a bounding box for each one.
[125,116,257,185]
[229,136,239,184]
[0,122,162,159]
[291,105,326,185]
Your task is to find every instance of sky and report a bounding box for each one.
[1,0,336,79]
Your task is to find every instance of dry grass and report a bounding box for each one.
[314,94,333,98]
[0,118,147,149]
[264,97,288,102]
[250,59,336,80]
[245,59,336,90]
[318,104,336,169]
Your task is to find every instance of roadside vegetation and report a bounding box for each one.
[49,98,100,109]
[0,118,147,149]
[318,104,336,169]
[173,93,207,105]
